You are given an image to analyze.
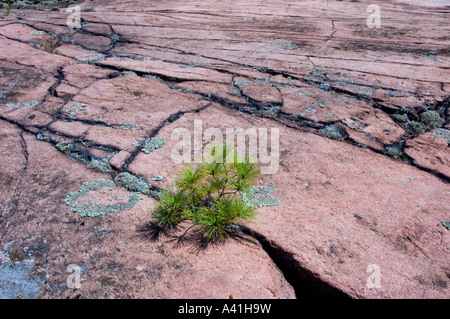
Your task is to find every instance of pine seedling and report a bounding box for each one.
[150,142,261,242]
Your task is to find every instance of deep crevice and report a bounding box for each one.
[241,226,353,300]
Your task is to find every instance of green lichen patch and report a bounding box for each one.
[320,125,344,141]
[392,113,409,123]
[425,55,440,62]
[36,133,51,142]
[297,90,313,97]
[65,179,115,205]
[309,67,326,75]
[7,0,82,10]
[394,109,446,136]
[266,40,296,50]
[262,105,281,116]
[420,110,444,129]
[77,53,105,64]
[385,145,403,159]
[442,220,450,230]
[22,101,38,109]
[232,78,273,87]
[347,121,362,128]
[114,172,156,196]
[68,151,89,164]
[243,183,280,208]
[174,87,194,94]
[178,63,202,68]
[142,136,166,154]
[119,124,135,130]
[4,101,38,109]
[65,179,143,217]
[122,71,137,76]
[89,154,114,173]
[406,121,426,135]
[433,128,450,144]
[5,103,20,109]
[152,175,164,181]
[143,75,163,82]
[66,103,88,115]
[55,142,73,153]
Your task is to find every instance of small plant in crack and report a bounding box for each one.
[320,124,346,141]
[385,144,403,160]
[261,105,282,117]
[4,1,11,15]
[38,34,59,54]
[149,143,261,242]
[420,110,444,129]
[392,108,445,136]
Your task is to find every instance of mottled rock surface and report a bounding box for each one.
[0,0,449,299]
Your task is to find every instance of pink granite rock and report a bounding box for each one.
[0,0,448,299]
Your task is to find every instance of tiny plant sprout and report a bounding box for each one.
[149,142,262,242]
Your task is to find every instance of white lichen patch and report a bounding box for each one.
[114,172,156,196]
[266,39,296,50]
[77,53,105,64]
[430,128,450,145]
[64,179,143,217]
[122,71,137,76]
[4,101,38,109]
[36,133,51,142]
[89,153,114,173]
[143,74,163,82]
[243,183,280,208]
[55,142,73,153]
[142,136,166,154]
[179,63,202,68]
[119,123,135,130]
[66,103,88,115]
[320,125,344,140]
[262,105,281,116]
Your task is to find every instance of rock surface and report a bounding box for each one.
[0,0,449,299]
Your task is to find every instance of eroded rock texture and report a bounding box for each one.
[0,0,449,299]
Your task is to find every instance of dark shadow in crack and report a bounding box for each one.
[241,226,353,300]
[135,221,256,254]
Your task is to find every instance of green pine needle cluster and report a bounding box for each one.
[150,143,261,241]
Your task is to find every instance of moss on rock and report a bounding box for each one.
[420,110,444,128]
[392,113,409,123]
[386,145,403,159]
[406,121,426,135]
[320,125,344,141]
[89,154,114,173]
[55,142,73,153]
